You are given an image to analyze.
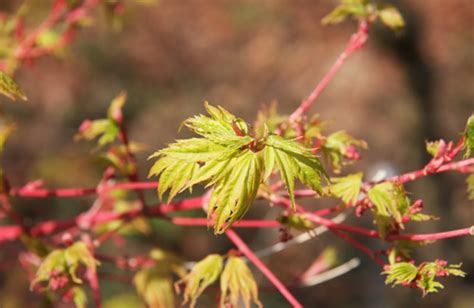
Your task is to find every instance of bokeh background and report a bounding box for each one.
[1,0,473,307]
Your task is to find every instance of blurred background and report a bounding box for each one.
[0,0,473,307]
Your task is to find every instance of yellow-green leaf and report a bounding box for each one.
[220,256,262,308]
[175,254,223,308]
[0,71,27,101]
[330,172,363,205]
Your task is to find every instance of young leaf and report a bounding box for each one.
[175,254,223,308]
[463,114,474,158]
[207,150,263,234]
[265,134,326,209]
[467,174,474,200]
[322,130,367,173]
[134,267,175,308]
[75,119,120,146]
[71,287,87,308]
[377,4,405,30]
[0,71,27,101]
[367,182,409,237]
[330,172,363,205]
[278,212,316,232]
[383,262,418,286]
[220,256,262,308]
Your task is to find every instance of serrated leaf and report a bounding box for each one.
[184,101,249,144]
[175,254,223,308]
[0,71,27,101]
[31,249,67,289]
[377,4,404,30]
[367,182,409,237]
[463,114,474,158]
[383,262,418,286]
[330,172,363,205]
[208,150,263,234]
[64,241,99,283]
[220,256,262,308]
[265,134,326,209]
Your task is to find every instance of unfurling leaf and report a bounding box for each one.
[264,134,326,209]
[384,260,466,296]
[71,287,87,308]
[175,254,223,308]
[463,114,474,158]
[383,262,418,286]
[134,267,175,308]
[0,71,27,101]
[322,130,367,173]
[134,248,185,308]
[330,172,363,205]
[220,256,262,308]
[278,212,316,232]
[31,241,99,290]
[377,5,405,30]
[367,182,409,237]
[321,1,368,25]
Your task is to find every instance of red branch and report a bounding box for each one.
[225,229,303,308]
[288,21,369,121]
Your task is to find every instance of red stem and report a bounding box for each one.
[225,229,303,308]
[288,21,369,122]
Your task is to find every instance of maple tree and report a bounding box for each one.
[0,0,473,307]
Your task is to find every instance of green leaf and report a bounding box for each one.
[265,134,326,209]
[367,182,409,237]
[75,119,120,146]
[31,249,67,289]
[220,256,262,308]
[0,71,27,101]
[175,254,223,308]
[107,91,127,122]
[467,174,474,200]
[72,287,87,308]
[322,1,368,25]
[383,262,418,286]
[184,101,249,144]
[208,150,263,234]
[377,4,405,30]
[463,114,474,158]
[425,140,445,158]
[322,130,367,173]
[278,212,316,232]
[330,172,363,205]
[63,242,99,283]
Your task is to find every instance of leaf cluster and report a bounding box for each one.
[322,0,405,31]
[149,103,326,234]
[383,260,466,296]
[31,241,99,290]
[175,254,261,308]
